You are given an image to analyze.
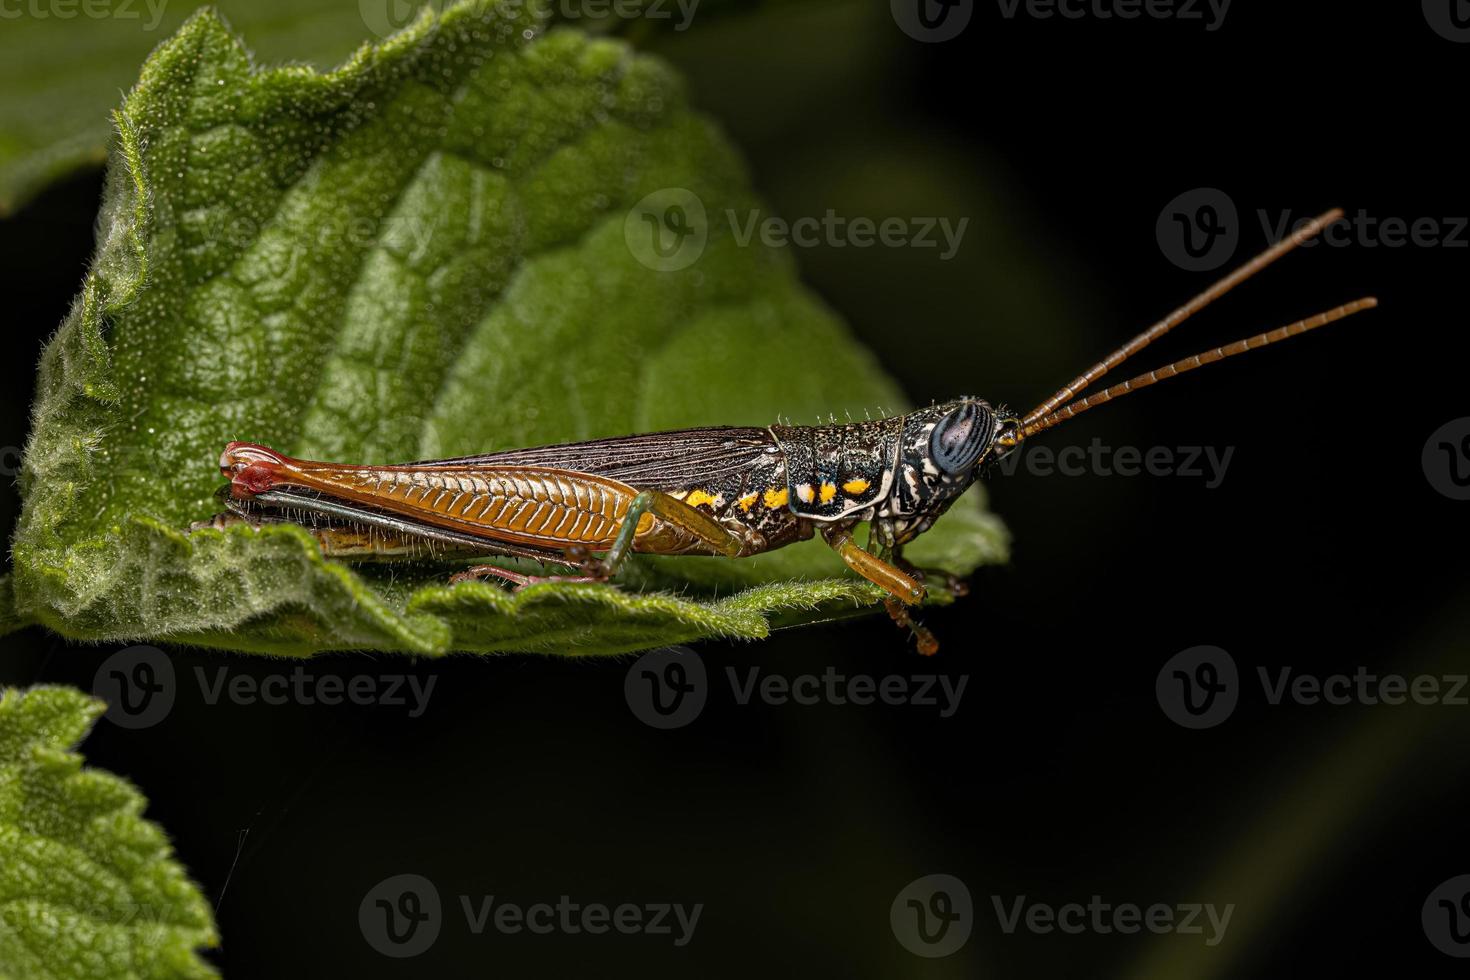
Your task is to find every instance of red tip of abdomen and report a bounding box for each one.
[220,442,293,497]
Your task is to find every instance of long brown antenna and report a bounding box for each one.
[1020,207,1346,428]
[1013,297,1376,441]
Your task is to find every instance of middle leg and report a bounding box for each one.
[824,525,938,655]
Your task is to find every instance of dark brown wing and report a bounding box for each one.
[409,426,780,491]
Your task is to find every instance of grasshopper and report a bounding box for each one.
[203,209,1374,653]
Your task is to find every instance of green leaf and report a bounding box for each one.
[0,0,810,213]
[0,0,387,214]
[10,0,1007,656]
[0,686,218,979]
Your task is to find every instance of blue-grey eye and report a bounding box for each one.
[929,403,993,474]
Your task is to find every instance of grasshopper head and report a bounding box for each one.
[883,398,1018,542]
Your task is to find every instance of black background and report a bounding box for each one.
[2,1,1468,976]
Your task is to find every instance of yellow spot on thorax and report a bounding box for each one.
[686,489,719,508]
[764,488,789,508]
[818,482,837,504]
[737,492,758,511]
[796,483,815,504]
[842,478,870,495]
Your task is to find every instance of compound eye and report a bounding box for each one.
[929,403,993,474]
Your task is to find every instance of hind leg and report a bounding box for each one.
[451,490,752,589]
